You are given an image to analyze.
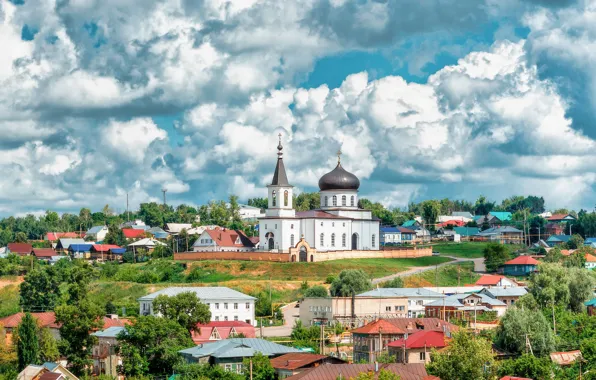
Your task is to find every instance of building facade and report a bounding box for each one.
[357,288,446,318]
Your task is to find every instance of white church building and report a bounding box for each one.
[258,136,380,257]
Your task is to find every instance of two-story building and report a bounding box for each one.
[91,326,124,377]
[425,293,507,319]
[357,288,445,318]
[380,227,417,246]
[192,228,256,252]
[138,287,256,326]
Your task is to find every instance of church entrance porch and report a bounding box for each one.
[299,247,307,262]
[351,233,359,250]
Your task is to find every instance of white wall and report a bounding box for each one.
[140,298,256,325]
[319,190,358,210]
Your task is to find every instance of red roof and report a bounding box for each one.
[270,353,331,370]
[205,228,254,248]
[437,220,465,228]
[475,275,506,286]
[102,317,131,329]
[504,256,538,265]
[0,312,59,329]
[388,330,449,349]
[547,214,574,221]
[550,350,582,365]
[46,232,80,241]
[7,243,33,255]
[586,253,596,262]
[92,244,122,252]
[122,229,147,239]
[351,319,405,335]
[500,377,532,380]
[191,321,256,344]
[38,373,63,380]
[32,248,55,258]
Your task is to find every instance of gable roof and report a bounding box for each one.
[0,312,59,329]
[585,298,596,307]
[68,244,93,252]
[453,227,480,236]
[122,228,147,239]
[165,223,193,233]
[91,244,122,252]
[402,220,419,227]
[381,227,416,234]
[479,287,527,297]
[57,238,86,249]
[7,243,33,254]
[33,248,56,258]
[475,275,507,286]
[547,234,572,242]
[426,293,506,308]
[128,238,167,247]
[384,318,457,333]
[387,330,449,349]
[46,232,80,241]
[204,228,255,248]
[550,350,582,366]
[478,226,522,235]
[351,319,406,335]
[488,212,512,221]
[270,353,337,370]
[179,338,300,359]
[38,372,63,380]
[504,256,539,265]
[191,321,256,344]
[86,226,107,234]
[452,211,474,218]
[286,363,430,380]
[547,213,576,221]
[92,326,126,338]
[586,253,596,262]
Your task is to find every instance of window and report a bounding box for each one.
[224,303,228,309]
[331,233,335,247]
[332,195,337,206]
[343,222,345,227]
[291,224,294,229]
[272,190,276,206]
[342,195,346,206]
[246,302,250,309]
[224,316,228,321]
[385,306,391,311]
[372,234,376,247]
[324,196,328,206]
[290,234,295,247]
[234,316,238,321]
[225,364,231,371]
[332,222,334,227]
[284,190,289,206]
[320,233,324,246]
[320,222,323,226]
[215,316,220,321]
[419,352,426,361]
[234,303,238,309]
[265,224,267,229]
[215,303,220,309]
[275,224,277,229]
[351,196,355,206]
[342,233,346,247]
[246,319,251,324]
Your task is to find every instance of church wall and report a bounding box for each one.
[329,209,373,220]
[313,219,352,251]
[312,247,432,262]
[352,220,380,250]
[319,190,358,209]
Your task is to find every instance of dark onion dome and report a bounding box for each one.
[318,162,360,191]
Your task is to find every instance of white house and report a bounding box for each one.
[585,253,596,270]
[258,136,380,255]
[86,226,109,242]
[138,287,257,326]
[239,204,266,221]
[192,228,256,252]
[358,288,446,318]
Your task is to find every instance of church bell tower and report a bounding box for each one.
[266,134,295,218]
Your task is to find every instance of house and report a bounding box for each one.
[85,226,109,242]
[585,253,596,270]
[128,238,167,252]
[0,312,60,346]
[138,287,256,325]
[388,330,449,364]
[91,326,124,377]
[191,321,256,344]
[478,287,528,307]
[239,204,266,221]
[55,238,86,252]
[550,350,582,366]
[453,227,480,238]
[380,227,416,245]
[488,212,513,222]
[192,228,256,252]
[351,319,409,363]
[45,232,81,242]
[91,244,125,261]
[546,222,564,236]
[122,228,147,239]
[178,338,301,373]
[32,248,56,261]
[425,293,507,319]
[299,295,408,327]
[285,363,431,380]
[7,243,33,256]
[546,234,572,247]
[451,211,474,220]
[68,243,93,259]
[476,226,523,244]
[147,227,169,239]
[402,220,421,228]
[502,256,539,276]
[474,275,518,288]
[357,288,446,318]
[17,362,78,380]
[547,214,576,223]
[585,298,596,316]
[270,353,345,379]
[475,212,512,229]
[585,237,596,248]
[165,223,193,234]
[436,220,466,228]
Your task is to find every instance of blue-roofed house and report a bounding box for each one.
[86,226,109,242]
[147,227,169,239]
[585,238,596,248]
[178,338,301,373]
[380,227,416,245]
[453,227,480,237]
[547,234,572,247]
[68,243,93,259]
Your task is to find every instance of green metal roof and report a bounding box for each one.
[488,212,512,221]
[402,220,417,227]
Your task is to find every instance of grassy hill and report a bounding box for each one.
[402,261,480,287]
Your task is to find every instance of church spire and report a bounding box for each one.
[271,133,290,186]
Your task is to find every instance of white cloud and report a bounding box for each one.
[102,118,167,163]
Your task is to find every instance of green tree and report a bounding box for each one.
[304,285,328,298]
[483,243,511,273]
[290,320,320,353]
[381,277,404,288]
[329,269,372,297]
[16,313,40,370]
[242,352,275,380]
[152,292,211,334]
[421,200,441,231]
[103,224,126,246]
[496,307,555,357]
[20,268,61,312]
[427,330,496,380]
[497,354,555,379]
[118,316,194,376]
[38,327,60,363]
[568,268,595,312]
[14,232,27,243]
[543,246,563,263]
[564,249,587,268]
[474,195,495,216]
[529,263,570,307]
[568,233,585,249]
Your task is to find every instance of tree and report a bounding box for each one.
[474,195,495,216]
[421,200,441,231]
[381,277,404,288]
[529,263,570,307]
[568,268,595,312]
[564,249,587,268]
[543,246,563,263]
[103,224,126,246]
[568,233,584,249]
[38,327,60,363]
[352,370,401,380]
[242,352,275,380]
[14,232,27,243]
[304,285,328,298]
[427,330,496,380]
[254,292,272,317]
[483,243,511,273]
[20,268,61,312]
[152,292,211,334]
[497,354,555,380]
[496,307,555,357]
[329,269,372,297]
[290,321,321,353]
[118,316,194,376]
[16,313,39,370]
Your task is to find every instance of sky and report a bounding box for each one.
[2,0,596,216]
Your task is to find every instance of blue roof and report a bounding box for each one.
[585,238,596,243]
[110,248,126,254]
[381,227,400,233]
[488,212,512,221]
[151,232,169,239]
[87,226,106,234]
[179,338,300,359]
[43,362,59,371]
[547,235,572,242]
[68,244,93,252]
[92,326,126,338]
[585,298,596,307]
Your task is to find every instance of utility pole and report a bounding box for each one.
[126,192,130,222]
[525,334,533,355]
[457,265,460,287]
[162,188,167,205]
[552,300,557,335]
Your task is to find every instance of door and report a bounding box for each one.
[299,246,307,262]
[268,238,274,250]
[351,233,358,250]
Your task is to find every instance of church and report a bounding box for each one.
[258,136,380,255]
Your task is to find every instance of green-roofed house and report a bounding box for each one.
[488,212,513,222]
[586,298,596,316]
[402,220,421,228]
[453,227,480,237]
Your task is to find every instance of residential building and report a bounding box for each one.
[546,223,565,236]
[257,137,380,253]
[85,226,109,242]
[192,228,256,252]
[284,363,431,380]
[402,220,421,228]
[0,312,60,346]
[476,226,523,244]
[474,275,518,288]
[191,321,256,344]
[270,353,345,379]
[32,248,55,261]
[17,362,78,380]
[422,286,483,295]
[7,243,33,256]
[55,238,86,252]
[388,330,449,364]
[45,232,81,242]
[425,293,507,319]
[239,204,266,221]
[585,237,596,248]
[165,223,193,234]
[488,212,513,222]
[147,227,169,239]
[453,226,480,238]
[478,287,528,307]
[138,287,256,325]
[299,296,408,327]
[68,243,93,259]
[122,228,147,239]
[547,234,572,247]
[178,338,300,373]
[502,256,538,276]
[585,253,596,270]
[585,298,596,316]
[357,288,446,317]
[436,220,465,228]
[91,326,124,377]
[91,244,125,261]
[547,213,576,223]
[451,211,474,220]
[380,227,416,245]
[475,212,512,229]
[128,238,167,252]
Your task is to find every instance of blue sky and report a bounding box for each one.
[1,0,596,216]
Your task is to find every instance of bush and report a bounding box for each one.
[325,274,336,284]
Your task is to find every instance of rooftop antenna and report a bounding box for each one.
[126,192,130,222]
[162,188,167,206]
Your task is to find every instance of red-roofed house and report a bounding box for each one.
[503,256,539,276]
[7,243,33,256]
[270,353,345,379]
[191,321,256,344]
[0,312,60,345]
[585,253,596,270]
[474,275,517,288]
[45,232,81,242]
[436,220,466,228]
[192,227,256,252]
[91,244,124,261]
[33,248,56,261]
[351,319,406,363]
[101,315,131,329]
[547,214,576,223]
[388,330,450,364]
[122,229,147,239]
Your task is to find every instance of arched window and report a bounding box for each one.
[342,195,346,206]
[320,233,324,246]
[342,233,346,247]
[284,190,289,206]
[331,233,335,247]
[272,190,276,207]
[332,196,337,206]
[290,234,295,247]
[324,196,328,207]
[372,234,376,247]
[351,196,355,207]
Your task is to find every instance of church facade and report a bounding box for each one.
[258,136,380,257]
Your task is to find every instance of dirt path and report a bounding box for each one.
[0,276,23,288]
[372,256,485,284]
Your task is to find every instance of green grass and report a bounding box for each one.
[430,242,489,258]
[0,285,20,318]
[403,261,480,287]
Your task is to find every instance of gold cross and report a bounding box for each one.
[337,149,342,164]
